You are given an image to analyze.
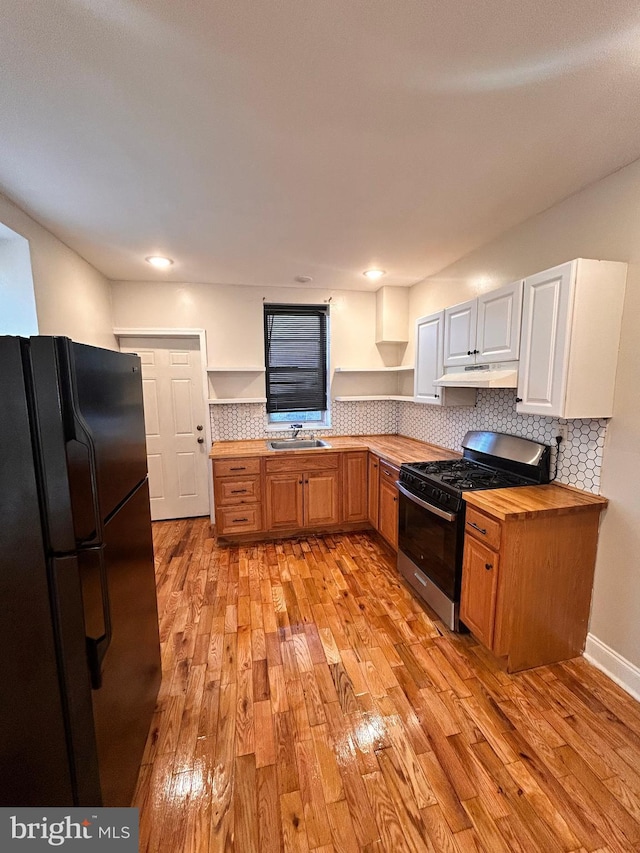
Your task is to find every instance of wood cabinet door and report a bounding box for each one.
[265,473,304,530]
[460,536,500,649]
[517,261,573,417]
[367,453,380,528]
[414,311,444,405]
[443,299,477,367]
[378,477,399,549]
[343,452,368,522]
[476,280,523,363]
[304,470,340,527]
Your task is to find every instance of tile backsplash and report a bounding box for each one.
[210,391,607,493]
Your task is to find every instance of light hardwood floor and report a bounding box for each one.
[133,518,640,852]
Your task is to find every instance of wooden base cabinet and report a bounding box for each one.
[265,453,340,532]
[342,451,368,523]
[460,500,604,672]
[377,460,400,550]
[367,453,380,527]
[213,457,264,536]
[460,531,499,649]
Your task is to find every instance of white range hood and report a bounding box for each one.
[434,363,519,388]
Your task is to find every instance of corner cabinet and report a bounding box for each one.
[414,312,476,406]
[342,451,369,522]
[516,259,627,418]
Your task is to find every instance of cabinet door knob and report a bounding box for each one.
[434,394,440,398]
[467,350,472,356]
[473,349,479,355]
[197,437,204,444]
[299,480,303,485]
[515,397,523,403]
[485,563,493,570]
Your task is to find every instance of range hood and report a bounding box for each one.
[434,363,518,388]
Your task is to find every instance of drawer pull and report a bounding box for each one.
[230,489,247,494]
[413,572,427,587]
[485,563,493,571]
[230,466,246,471]
[467,521,487,535]
[232,517,249,523]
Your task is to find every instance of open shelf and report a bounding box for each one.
[208,397,266,405]
[334,365,413,373]
[207,366,265,372]
[333,395,414,402]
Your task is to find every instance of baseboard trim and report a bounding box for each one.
[584,633,640,703]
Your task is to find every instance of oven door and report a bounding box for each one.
[397,483,464,602]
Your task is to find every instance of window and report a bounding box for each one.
[263,303,329,426]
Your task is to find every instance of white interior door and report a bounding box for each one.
[120,336,210,520]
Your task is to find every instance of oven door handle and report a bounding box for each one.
[396,482,457,522]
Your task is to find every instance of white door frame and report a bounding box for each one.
[114,327,213,522]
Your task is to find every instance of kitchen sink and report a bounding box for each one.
[266,439,331,451]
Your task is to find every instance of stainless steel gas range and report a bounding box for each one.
[397,430,551,631]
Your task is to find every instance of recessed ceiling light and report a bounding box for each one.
[363,269,386,281]
[145,256,174,269]
[294,275,313,283]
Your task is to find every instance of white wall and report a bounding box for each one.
[110,280,397,398]
[0,192,116,348]
[410,158,640,676]
[0,227,38,335]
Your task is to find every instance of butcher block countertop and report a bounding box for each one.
[209,434,459,468]
[463,483,608,520]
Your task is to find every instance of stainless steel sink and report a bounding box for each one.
[266,439,331,451]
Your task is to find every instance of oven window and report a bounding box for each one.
[398,493,461,599]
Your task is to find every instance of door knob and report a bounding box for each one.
[197,437,204,444]
[197,424,203,431]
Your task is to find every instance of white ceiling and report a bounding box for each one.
[2,1,640,291]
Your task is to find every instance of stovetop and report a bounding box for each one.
[406,458,532,489]
[399,458,536,513]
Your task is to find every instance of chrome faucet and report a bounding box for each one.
[290,423,303,439]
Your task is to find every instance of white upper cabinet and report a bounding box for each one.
[476,281,523,363]
[517,259,627,418]
[414,311,476,406]
[444,280,523,367]
[443,300,477,366]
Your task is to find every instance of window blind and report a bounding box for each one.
[263,304,328,413]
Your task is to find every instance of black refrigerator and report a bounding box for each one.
[0,335,161,807]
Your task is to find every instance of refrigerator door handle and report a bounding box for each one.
[77,544,112,689]
[58,342,104,546]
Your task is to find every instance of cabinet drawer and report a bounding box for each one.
[265,453,339,474]
[218,505,262,535]
[216,475,261,506]
[465,507,501,550]
[379,460,400,482]
[214,457,261,477]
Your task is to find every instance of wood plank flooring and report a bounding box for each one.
[133,518,640,852]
